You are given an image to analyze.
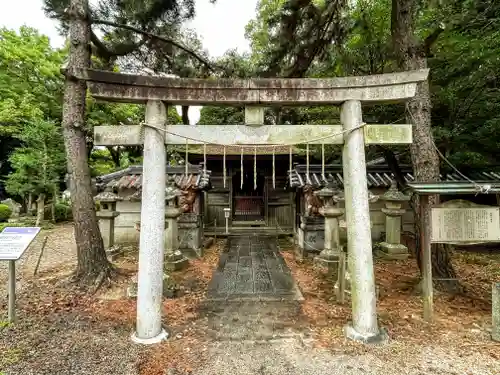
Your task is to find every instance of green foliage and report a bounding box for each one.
[29,203,72,222]
[198,106,244,125]
[429,0,500,169]
[5,119,66,198]
[86,100,144,130]
[0,27,65,180]
[244,0,348,77]
[0,27,65,134]
[0,204,12,222]
[240,0,500,170]
[54,203,72,222]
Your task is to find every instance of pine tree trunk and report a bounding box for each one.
[62,0,113,287]
[391,0,461,292]
[36,194,45,227]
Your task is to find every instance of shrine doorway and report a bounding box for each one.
[231,165,266,226]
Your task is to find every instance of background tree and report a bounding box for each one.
[42,0,212,287]
[242,0,500,291]
[5,120,66,225]
[60,0,114,286]
[0,27,65,194]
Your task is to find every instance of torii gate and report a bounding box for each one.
[83,68,429,344]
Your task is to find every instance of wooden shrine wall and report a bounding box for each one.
[202,165,295,231]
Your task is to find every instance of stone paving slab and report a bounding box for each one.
[207,235,303,301]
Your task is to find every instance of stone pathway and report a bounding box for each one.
[207,235,302,301]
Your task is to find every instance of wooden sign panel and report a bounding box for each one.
[364,124,412,144]
[431,207,500,243]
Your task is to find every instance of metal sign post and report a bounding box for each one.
[0,227,41,322]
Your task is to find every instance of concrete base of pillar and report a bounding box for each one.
[377,242,409,260]
[164,250,189,271]
[344,323,388,344]
[131,328,169,345]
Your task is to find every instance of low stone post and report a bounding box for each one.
[314,186,344,278]
[378,181,410,260]
[493,282,500,342]
[94,191,121,249]
[297,216,324,258]
[164,186,188,271]
[178,213,203,258]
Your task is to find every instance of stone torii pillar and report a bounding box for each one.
[132,100,168,344]
[342,100,387,343]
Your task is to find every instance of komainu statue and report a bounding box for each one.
[178,185,198,213]
[303,185,323,216]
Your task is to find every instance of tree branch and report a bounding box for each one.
[92,19,218,72]
[376,145,407,190]
[422,23,445,56]
[181,106,190,125]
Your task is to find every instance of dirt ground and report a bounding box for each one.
[1,224,500,375]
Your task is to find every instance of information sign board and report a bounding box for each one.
[431,207,500,243]
[0,227,41,260]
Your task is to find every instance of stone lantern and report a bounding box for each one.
[164,184,188,271]
[378,180,410,260]
[314,185,344,277]
[94,190,121,249]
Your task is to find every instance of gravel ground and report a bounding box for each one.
[196,339,499,375]
[2,312,141,375]
[194,300,499,375]
[1,225,499,375]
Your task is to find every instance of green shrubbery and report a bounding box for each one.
[0,204,12,222]
[29,203,73,222]
[54,203,72,222]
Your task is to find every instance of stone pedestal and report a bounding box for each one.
[378,181,410,260]
[165,188,188,271]
[296,216,324,259]
[178,213,203,258]
[94,191,121,249]
[313,187,344,278]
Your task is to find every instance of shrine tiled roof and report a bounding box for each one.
[95,164,211,193]
[288,164,500,189]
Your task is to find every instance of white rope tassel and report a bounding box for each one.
[241,147,244,190]
[203,143,207,176]
[272,146,276,189]
[223,145,226,188]
[254,146,257,190]
[185,139,189,176]
[321,143,325,182]
[306,143,310,177]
